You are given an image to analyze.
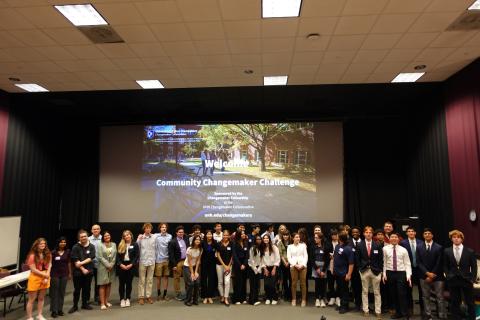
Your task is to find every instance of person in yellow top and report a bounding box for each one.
[26,238,52,320]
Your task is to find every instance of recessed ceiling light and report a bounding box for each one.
[468,0,480,10]
[244,69,254,74]
[414,64,427,70]
[14,84,49,92]
[136,80,165,89]
[391,72,425,83]
[8,77,20,82]
[306,33,320,40]
[262,0,302,18]
[54,4,108,26]
[264,76,288,86]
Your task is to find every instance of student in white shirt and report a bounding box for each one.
[183,236,202,306]
[382,232,412,319]
[260,234,280,305]
[213,223,223,242]
[248,235,263,306]
[287,233,308,307]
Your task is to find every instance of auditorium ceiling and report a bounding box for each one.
[0,0,479,92]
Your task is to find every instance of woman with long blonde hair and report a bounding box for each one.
[116,229,139,308]
[26,238,52,320]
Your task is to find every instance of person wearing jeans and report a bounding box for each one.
[287,233,308,307]
[216,230,233,306]
[183,236,202,306]
[88,224,102,305]
[137,223,156,305]
[332,232,354,314]
[248,235,263,306]
[50,237,71,318]
[277,231,291,301]
[260,234,280,305]
[309,233,329,308]
[116,230,139,308]
[200,230,217,304]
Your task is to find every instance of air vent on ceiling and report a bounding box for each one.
[447,10,480,31]
[77,25,124,44]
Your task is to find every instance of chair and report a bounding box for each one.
[0,266,28,317]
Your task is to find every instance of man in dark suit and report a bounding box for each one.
[416,228,446,320]
[400,226,423,315]
[348,226,363,311]
[444,229,477,320]
[356,226,383,318]
[168,225,190,301]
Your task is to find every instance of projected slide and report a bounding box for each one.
[100,122,343,223]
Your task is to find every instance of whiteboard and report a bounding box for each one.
[0,216,21,268]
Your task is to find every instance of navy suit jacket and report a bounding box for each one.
[416,242,443,280]
[400,238,423,276]
[444,246,477,285]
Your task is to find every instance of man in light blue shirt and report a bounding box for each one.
[88,224,102,304]
[154,223,172,301]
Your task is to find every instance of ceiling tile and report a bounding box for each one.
[205,67,237,78]
[262,64,290,75]
[124,69,156,79]
[262,19,298,38]
[114,25,157,43]
[98,43,136,59]
[186,22,225,40]
[465,32,480,47]
[150,68,182,79]
[342,0,389,15]
[415,47,456,64]
[262,52,292,66]
[417,71,451,82]
[177,0,222,21]
[10,29,56,46]
[0,8,35,29]
[262,38,295,53]
[200,55,232,67]
[0,31,25,48]
[112,58,146,70]
[367,72,396,83]
[86,81,118,91]
[195,40,230,55]
[65,45,105,59]
[178,68,208,79]
[129,43,166,58]
[35,46,75,60]
[230,54,262,66]
[56,60,92,72]
[98,70,131,81]
[334,15,377,35]
[313,73,342,84]
[141,56,175,69]
[161,78,187,88]
[374,61,408,73]
[408,12,460,32]
[295,36,331,51]
[339,73,370,83]
[60,82,90,91]
[219,0,259,20]
[429,31,477,48]
[424,0,473,12]
[298,17,338,36]
[224,20,261,39]
[292,51,323,65]
[383,48,422,62]
[16,6,71,28]
[171,55,203,68]
[2,47,47,61]
[0,49,15,62]
[322,51,356,64]
[135,1,183,23]
[395,32,439,48]
[283,75,315,85]
[75,71,107,83]
[327,35,366,51]
[84,58,118,71]
[353,49,389,63]
[361,33,402,49]
[434,58,473,72]
[228,38,261,54]
[371,14,419,33]
[290,64,318,76]
[95,3,145,25]
[111,80,139,90]
[162,41,198,56]
[150,23,191,42]
[301,0,347,17]
[43,28,90,45]
[444,46,480,62]
[383,0,431,14]
[345,63,378,74]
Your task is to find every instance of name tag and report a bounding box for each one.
[319,250,323,254]
[227,247,231,251]
[248,239,252,242]
[55,256,61,261]
[244,247,247,251]
[86,250,90,254]
[373,250,378,254]
[352,248,356,252]
[129,245,134,249]
[339,248,343,253]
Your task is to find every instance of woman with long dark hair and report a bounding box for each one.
[310,232,328,307]
[117,230,139,308]
[96,231,116,310]
[201,230,217,304]
[26,238,52,320]
[50,237,71,318]
[260,234,280,305]
[183,235,202,306]
[232,230,249,304]
[248,235,262,306]
[216,230,233,306]
[277,231,291,301]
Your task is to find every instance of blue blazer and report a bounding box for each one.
[400,238,423,275]
[416,242,443,280]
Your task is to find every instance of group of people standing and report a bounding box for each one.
[23,221,477,320]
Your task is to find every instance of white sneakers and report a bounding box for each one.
[125,299,131,307]
[265,300,271,305]
[328,297,335,306]
[320,299,326,308]
[254,301,261,306]
[36,316,46,320]
[100,305,107,310]
[315,299,321,307]
[336,297,341,307]
[235,302,241,305]
[271,300,278,305]
[120,299,126,308]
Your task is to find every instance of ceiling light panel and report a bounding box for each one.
[54,4,108,26]
[391,72,425,83]
[136,80,165,89]
[264,76,288,85]
[14,84,49,92]
[262,0,302,18]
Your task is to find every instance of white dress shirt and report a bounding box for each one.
[261,245,280,267]
[383,244,412,280]
[453,244,463,263]
[287,242,308,268]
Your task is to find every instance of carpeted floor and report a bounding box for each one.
[4,278,423,320]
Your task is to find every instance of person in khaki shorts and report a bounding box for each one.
[168,225,190,301]
[137,223,156,305]
[154,223,172,301]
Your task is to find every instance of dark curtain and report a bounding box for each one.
[444,59,480,252]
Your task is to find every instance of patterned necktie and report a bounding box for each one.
[454,246,460,264]
[393,245,397,271]
[411,241,416,267]
[367,242,371,257]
